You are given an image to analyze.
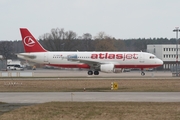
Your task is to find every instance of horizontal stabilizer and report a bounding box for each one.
[17,53,36,59]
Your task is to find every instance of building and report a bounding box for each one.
[147,44,180,70]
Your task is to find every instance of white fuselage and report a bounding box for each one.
[17,51,163,69]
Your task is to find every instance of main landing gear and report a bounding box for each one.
[87,70,99,75]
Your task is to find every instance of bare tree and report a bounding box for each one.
[64,30,77,40]
[40,28,79,51]
[93,32,116,51]
[82,33,92,51]
[94,32,112,40]
[95,39,117,51]
[0,41,14,70]
[50,28,65,40]
[82,33,92,40]
[0,41,14,59]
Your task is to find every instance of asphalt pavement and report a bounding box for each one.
[0,92,179,103]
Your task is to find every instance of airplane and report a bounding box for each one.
[17,28,163,76]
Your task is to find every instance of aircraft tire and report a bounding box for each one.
[88,70,93,75]
[94,71,99,75]
[141,72,145,76]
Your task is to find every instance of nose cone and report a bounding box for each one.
[158,59,163,66]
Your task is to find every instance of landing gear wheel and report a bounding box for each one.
[88,70,93,75]
[141,72,145,76]
[94,71,99,75]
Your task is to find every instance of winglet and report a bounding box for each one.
[20,28,47,52]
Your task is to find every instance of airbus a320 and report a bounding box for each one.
[17,28,163,75]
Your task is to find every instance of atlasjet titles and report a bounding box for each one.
[91,53,138,61]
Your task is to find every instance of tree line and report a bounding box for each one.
[0,27,178,60]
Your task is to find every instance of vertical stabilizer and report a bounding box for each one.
[20,28,47,52]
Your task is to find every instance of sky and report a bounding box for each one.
[1,0,180,40]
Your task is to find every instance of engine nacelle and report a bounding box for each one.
[100,64,114,73]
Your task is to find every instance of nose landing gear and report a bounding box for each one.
[141,71,145,76]
[141,68,145,76]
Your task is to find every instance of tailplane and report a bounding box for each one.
[20,28,47,52]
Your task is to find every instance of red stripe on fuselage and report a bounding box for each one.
[114,64,162,68]
[45,64,162,69]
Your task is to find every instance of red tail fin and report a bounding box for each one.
[20,28,47,52]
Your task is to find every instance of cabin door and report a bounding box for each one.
[139,53,144,63]
[44,53,48,62]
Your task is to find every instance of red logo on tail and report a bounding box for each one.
[24,36,35,47]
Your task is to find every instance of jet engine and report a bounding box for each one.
[100,64,114,73]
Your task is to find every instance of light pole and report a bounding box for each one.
[173,27,180,77]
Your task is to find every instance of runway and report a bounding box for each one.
[0,69,173,78]
[0,92,180,103]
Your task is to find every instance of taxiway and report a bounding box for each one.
[0,92,179,103]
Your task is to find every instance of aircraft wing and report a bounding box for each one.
[68,58,115,68]
[80,59,99,64]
